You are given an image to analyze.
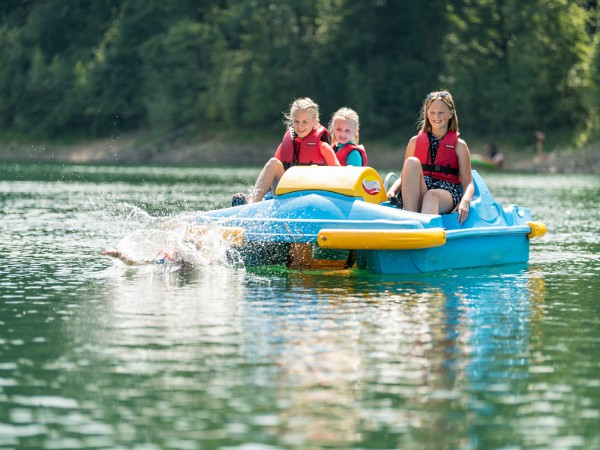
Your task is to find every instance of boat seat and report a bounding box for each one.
[275,166,388,204]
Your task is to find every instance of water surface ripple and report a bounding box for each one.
[0,164,599,449]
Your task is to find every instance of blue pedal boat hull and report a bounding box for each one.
[195,167,545,274]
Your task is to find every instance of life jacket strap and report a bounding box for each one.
[422,163,459,176]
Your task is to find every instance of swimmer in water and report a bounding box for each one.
[101,248,182,265]
[102,224,243,268]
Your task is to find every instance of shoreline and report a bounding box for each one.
[1,132,599,174]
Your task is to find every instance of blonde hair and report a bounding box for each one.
[418,90,459,133]
[283,97,320,129]
[328,107,360,146]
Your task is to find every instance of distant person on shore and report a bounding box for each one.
[534,130,546,158]
[328,107,368,166]
[232,97,340,206]
[385,89,474,225]
[487,142,505,167]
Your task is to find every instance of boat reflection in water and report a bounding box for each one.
[239,264,546,447]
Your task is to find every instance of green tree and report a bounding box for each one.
[587,36,600,133]
[0,0,598,146]
[140,19,224,130]
[209,0,336,129]
[321,0,451,138]
[443,0,590,141]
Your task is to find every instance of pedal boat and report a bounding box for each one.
[194,166,546,274]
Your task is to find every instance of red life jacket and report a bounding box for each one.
[333,143,368,166]
[414,130,461,183]
[278,125,331,170]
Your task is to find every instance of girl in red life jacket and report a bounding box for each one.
[386,90,474,225]
[328,107,368,167]
[232,97,340,206]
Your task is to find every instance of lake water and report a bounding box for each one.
[1,162,599,449]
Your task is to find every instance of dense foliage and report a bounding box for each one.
[1,0,599,145]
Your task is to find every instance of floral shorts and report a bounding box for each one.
[392,176,462,211]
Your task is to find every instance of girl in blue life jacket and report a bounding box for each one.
[328,107,368,167]
[232,97,339,206]
[386,90,474,225]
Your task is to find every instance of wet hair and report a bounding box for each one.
[418,89,459,133]
[328,107,360,146]
[283,97,320,129]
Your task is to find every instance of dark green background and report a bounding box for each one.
[1,0,599,148]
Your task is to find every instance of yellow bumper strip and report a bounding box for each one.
[318,228,447,250]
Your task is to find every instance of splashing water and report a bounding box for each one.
[103,214,243,269]
[80,185,244,270]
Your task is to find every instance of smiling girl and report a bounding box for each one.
[386,90,474,224]
[232,97,339,205]
[328,107,368,166]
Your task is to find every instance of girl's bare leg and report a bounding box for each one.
[400,157,428,212]
[421,189,454,215]
[248,158,285,203]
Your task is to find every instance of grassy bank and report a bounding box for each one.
[1,127,599,174]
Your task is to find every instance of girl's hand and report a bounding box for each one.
[453,199,470,225]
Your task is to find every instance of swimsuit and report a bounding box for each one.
[394,133,462,210]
